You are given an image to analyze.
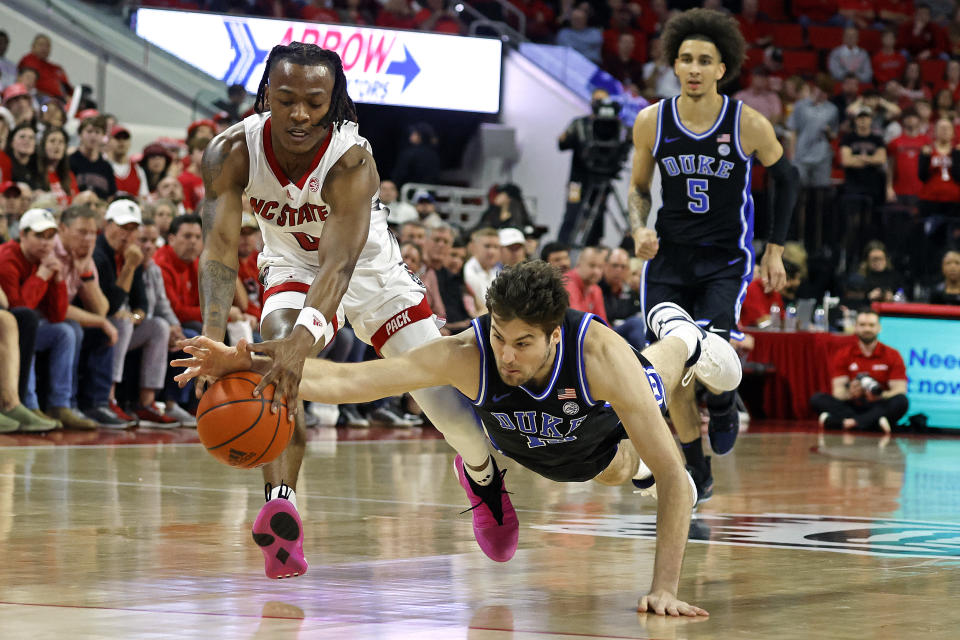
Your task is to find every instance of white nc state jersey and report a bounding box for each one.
[244,113,384,270]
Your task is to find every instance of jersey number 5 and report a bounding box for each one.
[686,178,709,214]
[292,232,320,251]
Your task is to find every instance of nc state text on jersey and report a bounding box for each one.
[250,197,330,226]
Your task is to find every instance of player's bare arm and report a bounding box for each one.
[629,104,660,261]
[172,329,482,407]
[198,123,249,342]
[740,104,798,293]
[582,323,707,617]
[252,145,378,412]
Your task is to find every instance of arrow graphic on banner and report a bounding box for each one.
[224,20,269,87]
[386,45,421,91]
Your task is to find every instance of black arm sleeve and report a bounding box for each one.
[951,150,960,183]
[918,152,931,182]
[766,155,800,246]
[93,250,128,316]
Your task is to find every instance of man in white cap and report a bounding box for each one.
[91,198,179,428]
[497,227,527,268]
[0,208,99,429]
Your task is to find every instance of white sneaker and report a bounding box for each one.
[165,402,196,428]
[308,402,340,426]
[646,302,742,393]
[878,416,891,433]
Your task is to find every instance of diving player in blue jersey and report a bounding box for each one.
[627,8,799,501]
[173,261,743,617]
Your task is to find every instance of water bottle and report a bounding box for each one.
[769,303,782,331]
[784,304,798,331]
[813,307,826,332]
[893,288,906,303]
[842,308,856,334]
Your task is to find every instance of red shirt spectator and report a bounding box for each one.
[564,249,608,324]
[888,130,931,198]
[0,211,68,322]
[376,0,418,30]
[739,278,783,327]
[238,251,263,320]
[871,50,906,86]
[0,151,13,184]
[918,138,960,202]
[153,216,203,325]
[510,0,555,42]
[831,339,906,388]
[178,170,203,213]
[838,0,875,28]
[898,9,947,59]
[876,0,913,25]
[17,35,72,101]
[46,169,78,207]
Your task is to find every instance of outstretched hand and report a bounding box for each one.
[243,332,313,418]
[638,590,709,617]
[171,336,253,387]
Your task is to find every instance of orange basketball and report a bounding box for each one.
[196,371,292,469]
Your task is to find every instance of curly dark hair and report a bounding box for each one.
[660,8,746,88]
[254,42,358,130]
[485,261,569,336]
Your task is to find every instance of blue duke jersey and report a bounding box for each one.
[469,310,667,483]
[652,95,755,249]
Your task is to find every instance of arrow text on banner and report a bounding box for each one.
[280,27,396,74]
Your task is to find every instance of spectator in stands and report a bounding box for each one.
[887,108,931,205]
[895,61,933,111]
[828,27,872,84]
[933,87,956,120]
[3,84,35,128]
[511,0,555,42]
[557,7,603,64]
[947,5,960,57]
[236,212,263,324]
[423,222,453,274]
[0,286,57,432]
[414,0,464,34]
[1,181,26,236]
[380,178,417,225]
[38,127,77,207]
[642,37,681,100]
[212,83,249,128]
[178,136,208,213]
[600,246,644,343]
[898,4,947,60]
[0,31,16,89]
[0,106,11,157]
[831,74,861,127]
[877,0,914,26]
[937,59,960,103]
[140,143,171,195]
[872,29,906,88]
[604,33,645,88]
[464,227,501,315]
[107,125,149,200]
[69,116,116,200]
[17,34,72,102]
[930,249,960,304]
[185,119,216,150]
[838,0,875,29]
[734,67,783,125]
[840,107,887,210]
[399,220,427,248]
[563,246,607,323]
[339,0,374,25]
[392,123,441,190]
[540,241,571,272]
[376,0,417,30]
[401,241,445,318]
[739,260,802,327]
[436,235,473,333]
[737,0,772,48]
[155,176,185,214]
[787,74,839,248]
[918,118,960,221]
[498,227,527,268]
[811,310,908,433]
[846,240,907,305]
[849,89,902,135]
[0,208,98,429]
[473,183,534,232]
[6,123,41,190]
[153,214,204,331]
[136,215,194,427]
[54,204,124,425]
[411,190,443,227]
[145,199,176,241]
[792,0,841,25]
[300,0,341,23]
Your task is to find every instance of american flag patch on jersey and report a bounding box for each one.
[717,133,730,143]
[557,388,577,400]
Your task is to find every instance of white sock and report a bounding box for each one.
[632,459,653,481]
[464,456,494,486]
[662,322,701,362]
[269,485,298,511]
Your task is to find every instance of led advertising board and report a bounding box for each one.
[134,8,502,113]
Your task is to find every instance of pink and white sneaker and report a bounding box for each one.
[454,455,519,562]
[252,483,308,579]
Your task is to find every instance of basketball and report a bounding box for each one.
[196,371,292,469]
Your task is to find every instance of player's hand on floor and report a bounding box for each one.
[171,336,253,388]
[637,590,709,617]
[245,334,311,418]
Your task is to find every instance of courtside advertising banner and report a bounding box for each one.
[134,8,502,113]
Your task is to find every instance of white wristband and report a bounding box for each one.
[295,307,334,346]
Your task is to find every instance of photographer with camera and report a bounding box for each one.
[557,89,632,246]
[810,310,908,433]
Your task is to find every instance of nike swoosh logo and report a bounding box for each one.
[664,136,681,144]
[708,326,727,334]
[727,257,743,265]
[491,393,511,403]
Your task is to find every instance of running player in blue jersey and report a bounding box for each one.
[627,8,799,501]
[174,261,743,616]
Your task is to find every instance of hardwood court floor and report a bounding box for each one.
[1,423,960,639]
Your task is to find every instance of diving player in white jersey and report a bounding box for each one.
[196,43,514,579]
